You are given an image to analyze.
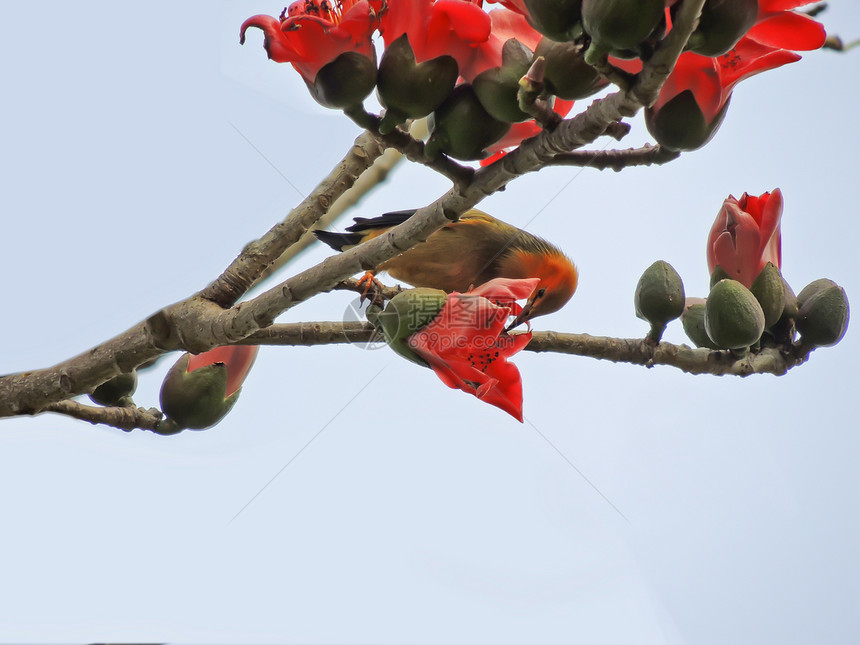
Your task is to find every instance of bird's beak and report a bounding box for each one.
[505,301,534,332]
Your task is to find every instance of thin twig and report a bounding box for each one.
[548,144,680,171]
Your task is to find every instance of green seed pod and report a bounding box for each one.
[645,90,731,152]
[685,0,759,56]
[160,355,238,430]
[89,371,138,407]
[521,0,583,42]
[796,279,850,348]
[377,34,459,134]
[426,84,510,160]
[681,299,720,350]
[705,279,766,350]
[582,0,666,64]
[378,288,448,365]
[311,50,378,110]
[710,264,732,289]
[634,260,686,326]
[750,262,786,329]
[472,38,534,123]
[536,38,608,100]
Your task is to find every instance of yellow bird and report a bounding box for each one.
[314,209,578,327]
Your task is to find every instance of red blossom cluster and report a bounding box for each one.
[241,0,825,159]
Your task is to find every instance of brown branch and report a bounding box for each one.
[822,34,860,52]
[236,322,813,377]
[0,1,707,419]
[39,400,169,432]
[547,144,680,171]
[197,130,386,308]
[368,124,475,188]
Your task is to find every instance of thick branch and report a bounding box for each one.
[0,2,707,419]
[198,131,385,308]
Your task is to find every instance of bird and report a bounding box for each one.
[314,209,578,327]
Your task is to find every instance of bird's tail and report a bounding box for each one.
[313,230,365,252]
[313,209,418,252]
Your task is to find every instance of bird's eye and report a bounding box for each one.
[536,288,547,299]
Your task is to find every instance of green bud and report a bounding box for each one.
[377,35,459,134]
[710,265,732,289]
[472,39,534,123]
[705,279,766,350]
[685,0,758,56]
[426,84,510,160]
[750,262,786,329]
[582,0,666,63]
[378,288,448,365]
[89,371,138,407]
[796,279,850,348]
[311,51,378,110]
[634,260,686,326]
[160,354,239,430]
[645,90,731,152]
[521,0,583,42]
[681,300,721,350]
[536,38,608,100]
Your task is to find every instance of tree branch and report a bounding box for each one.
[237,322,813,377]
[38,400,168,432]
[197,130,386,308]
[547,144,680,171]
[0,1,708,420]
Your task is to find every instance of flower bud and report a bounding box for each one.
[796,279,850,348]
[426,84,510,160]
[536,38,608,100]
[89,371,138,407]
[681,299,720,350]
[685,0,758,56]
[710,265,731,289]
[160,346,258,431]
[634,260,686,326]
[645,90,730,152]
[377,35,459,134]
[750,262,786,329]
[582,0,666,64]
[705,279,766,350]
[472,39,534,123]
[378,288,449,365]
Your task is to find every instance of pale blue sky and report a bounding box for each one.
[1,2,858,643]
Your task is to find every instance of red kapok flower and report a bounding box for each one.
[378,0,493,68]
[407,277,539,421]
[635,1,825,150]
[707,189,783,287]
[241,1,379,107]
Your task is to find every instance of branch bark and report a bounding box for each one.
[0,2,708,420]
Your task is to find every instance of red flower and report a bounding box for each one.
[240,0,378,84]
[407,277,539,421]
[459,7,543,82]
[707,189,783,287]
[378,0,493,67]
[623,2,825,150]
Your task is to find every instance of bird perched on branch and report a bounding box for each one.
[314,209,578,327]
